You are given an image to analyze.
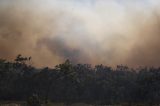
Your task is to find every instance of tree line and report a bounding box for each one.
[0,55,160,105]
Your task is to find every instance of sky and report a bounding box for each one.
[0,0,160,67]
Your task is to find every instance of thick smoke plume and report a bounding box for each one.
[0,0,160,67]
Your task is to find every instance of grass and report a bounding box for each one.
[0,101,153,106]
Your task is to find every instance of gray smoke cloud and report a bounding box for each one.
[0,0,160,67]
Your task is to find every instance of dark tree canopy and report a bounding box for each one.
[0,55,160,105]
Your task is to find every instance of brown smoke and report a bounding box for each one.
[126,13,160,67]
[0,0,160,67]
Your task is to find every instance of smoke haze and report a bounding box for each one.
[0,0,160,67]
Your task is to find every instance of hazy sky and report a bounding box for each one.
[0,0,160,67]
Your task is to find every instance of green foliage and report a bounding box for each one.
[27,94,41,106]
[1,56,160,105]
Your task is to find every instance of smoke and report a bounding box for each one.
[0,0,160,67]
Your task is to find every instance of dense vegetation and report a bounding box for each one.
[0,55,160,105]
